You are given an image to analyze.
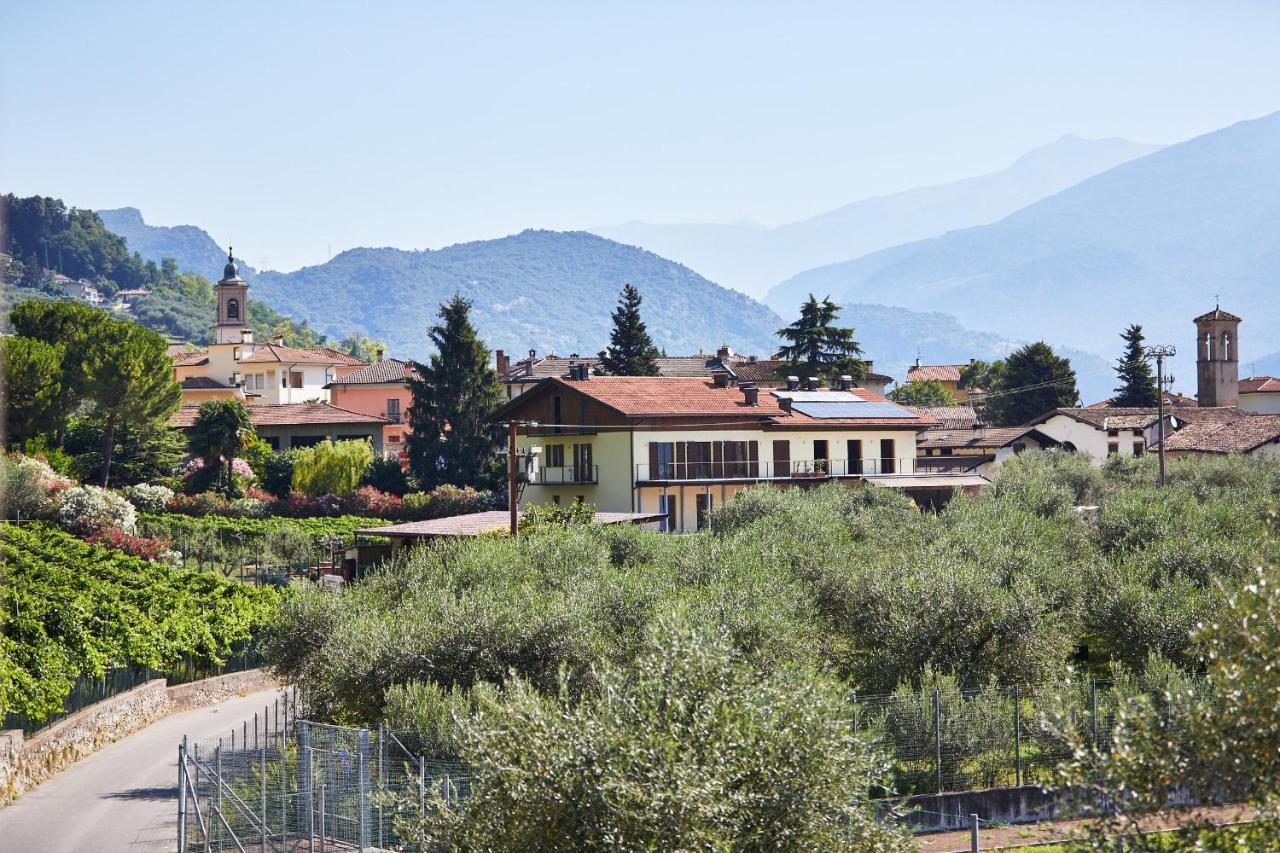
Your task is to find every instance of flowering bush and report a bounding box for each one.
[313,494,342,516]
[167,491,233,517]
[230,457,255,479]
[1,453,75,521]
[58,485,138,536]
[399,485,495,521]
[341,486,404,517]
[230,497,272,518]
[124,483,176,513]
[85,527,176,562]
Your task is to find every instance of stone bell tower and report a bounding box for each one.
[215,248,250,344]
[1195,305,1241,408]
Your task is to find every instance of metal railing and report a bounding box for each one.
[383,410,403,423]
[635,457,919,482]
[530,464,599,484]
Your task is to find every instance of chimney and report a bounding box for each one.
[741,383,758,406]
[806,376,819,391]
[717,344,733,359]
[786,375,800,391]
[528,348,537,360]
[375,347,384,363]
[495,349,508,374]
[969,358,976,365]
[713,373,730,388]
[915,356,922,368]
[273,333,285,346]
[839,374,853,391]
[241,329,253,344]
[779,396,792,414]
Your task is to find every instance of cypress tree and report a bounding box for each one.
[774,294,865,384]
[1111,324,1158,407]
[597,284,661,376]
[407,295,505,491]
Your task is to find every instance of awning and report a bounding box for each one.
[863,474,990,490]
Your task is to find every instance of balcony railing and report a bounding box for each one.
[635,457,917,482]
[383,410,403,423]
[529,464,599,485]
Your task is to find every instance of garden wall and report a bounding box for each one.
[900,784,1060,833]
[1,668,278,808]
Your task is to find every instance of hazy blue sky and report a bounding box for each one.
[4,1,1279,272]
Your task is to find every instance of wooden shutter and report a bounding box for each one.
[772,440,790,477]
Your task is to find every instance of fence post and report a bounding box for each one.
[1014,684,1022,788]
[178,736,188,853]
[358,752,366,851]
[1090,680,1099,750]
[280,727,288,842]
[970,813,980,852]
[378,723,386,849]
[318,784,326,853]
[934,687,943,794]
[193,742,202,851]
[359,727,372,850]
[261,741,268,851]
[215,742,223,853]
[302,722,314,847]
[419,755,426,817]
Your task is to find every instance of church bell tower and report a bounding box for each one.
[1195,305,1241,408]
[215,248,250,344]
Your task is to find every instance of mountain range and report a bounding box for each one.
[765,111,1280,389]
[592,135,1160,299]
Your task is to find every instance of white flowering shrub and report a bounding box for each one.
[124,483,176,514]
[230,497,272,518]
[0,453,75,520]
[58,485,138,536]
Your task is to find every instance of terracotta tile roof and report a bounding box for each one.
[1032,407,1163,430]
[1158,415,1280,454]
[181,376,233,390]
[1170,407,1246,425]
[326,358,416,386]
[906,363,967,383]
[907,406,979,430]
[239,344,350,365]
[1086,392,1199,409]
[497,377,933,427]
[171,402,390,429]
[353,511,665,539]
[305,347,369,366]
[917,426,1057,450]
[502,354,737,382]
[171,350,210,367]
[1240,376,1280,394]
[654,356,732,378]
[1194,307,1241,323]
[730,359,787,384]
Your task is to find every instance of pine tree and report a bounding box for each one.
[774,294,865,384]
[1111,324,1158,407]
[986,342,1079,426]
[597,284,661,376]
[407,295,505,491]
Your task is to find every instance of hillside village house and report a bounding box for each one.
[916,425,1061,477]
[1239,376,1280,414]
[167,251,390,450]
[490,373,986,531]
[57,274,104,305]
[326,353,417,463]
[1154,414,1280,460]
[905,360,978,403]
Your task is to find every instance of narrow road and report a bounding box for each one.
[0,687,284,853]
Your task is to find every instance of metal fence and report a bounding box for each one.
[179,696,465,852]
[1,640,264,737]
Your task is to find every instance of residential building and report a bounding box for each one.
[172,401,389,453]
[1154,414,1280,460]
[1239,377,1280,415]
[916,426,1061,478]
[58,275,104,305]
[906,405,980,430]
[905,359,979,403]
[490,374,983,532]
[1027,407,1168,461]
[326,353,418,462]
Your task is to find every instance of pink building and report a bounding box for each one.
[326,354,417,464]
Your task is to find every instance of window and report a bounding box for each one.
[1012,442,1027,454]
[772,440,790,477]
[1107,442,1120,456]
[386,399,401,422]
[254,373,265,390]
[388,433,401,443]
[226,298,240,320]
[290,371,304,388]
[847,439,863,475]
[233,346,241,360]
[1133,441,1144,456]
[1107,429,1120,437]
[545,443,565,469]
[696,493,713,530]
[263,436,280,450]
[572,443,593,481]
[281,373,289,388]
[551,495,561,505]
[880,438,896,474]
[657,494,676,532]
[552,395,562,433]
[291,436,325,448]
[648,442,673,479]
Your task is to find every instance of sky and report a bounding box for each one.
[4,1,1279,272]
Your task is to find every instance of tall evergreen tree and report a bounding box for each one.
[9,300,110,446]
[986,342,1079,426]
[407,296,505,491]
[597,284,661,376]
[1,336,64,448]
[774,294,865,384]
[1111,324,1158,407]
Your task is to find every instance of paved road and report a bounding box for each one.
[0,687,285,853]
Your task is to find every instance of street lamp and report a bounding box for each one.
[1142,345,1177,486]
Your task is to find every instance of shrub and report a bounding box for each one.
[1,453,74,521]
[394,625,911,851]
[167,490,233,516]
[229,497,272,518]
[261,450,297,499]
[124,483,175,513]
[291,439,374,497]
[361,456,410,497]
[341,485,403,517]
[518,500,595,532]
[84,527,178,563]
[58,485,137,536]
[399,484,498,520]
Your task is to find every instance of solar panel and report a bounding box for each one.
[791,401,916,419]
[771,391,863,403]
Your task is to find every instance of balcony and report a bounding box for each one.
[529,464,599,485]
[383,410,403,423]
[635,458,918,483]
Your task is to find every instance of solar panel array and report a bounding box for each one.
[770,391,863,403]
[791,401,916,419]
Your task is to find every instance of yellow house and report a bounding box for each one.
[905,359,978,403]
[490,374,987,531]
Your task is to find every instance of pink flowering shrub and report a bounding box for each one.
[86,528,175,561]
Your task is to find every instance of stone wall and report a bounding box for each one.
[1,668,278,808]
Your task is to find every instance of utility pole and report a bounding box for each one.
[1143,345,1176,486]
[508,420,519,537]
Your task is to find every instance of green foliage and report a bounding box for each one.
[1112,323,1158,407]
[360,456,409,496]
[775,294,865,383]
[187,399,255,496]
[985,342,1079,426]
[0,523,279,720]
[596,283,661,376]
[9,299,111,444]
[291,439,375,497]
[887,378,954,406]
[518,500,596,532]
[395,625,911,851]
[260,450,297,499]
[1,336,63,447]
[406,295,504,491]
[337,334,389,363]
[63,414,186,488]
